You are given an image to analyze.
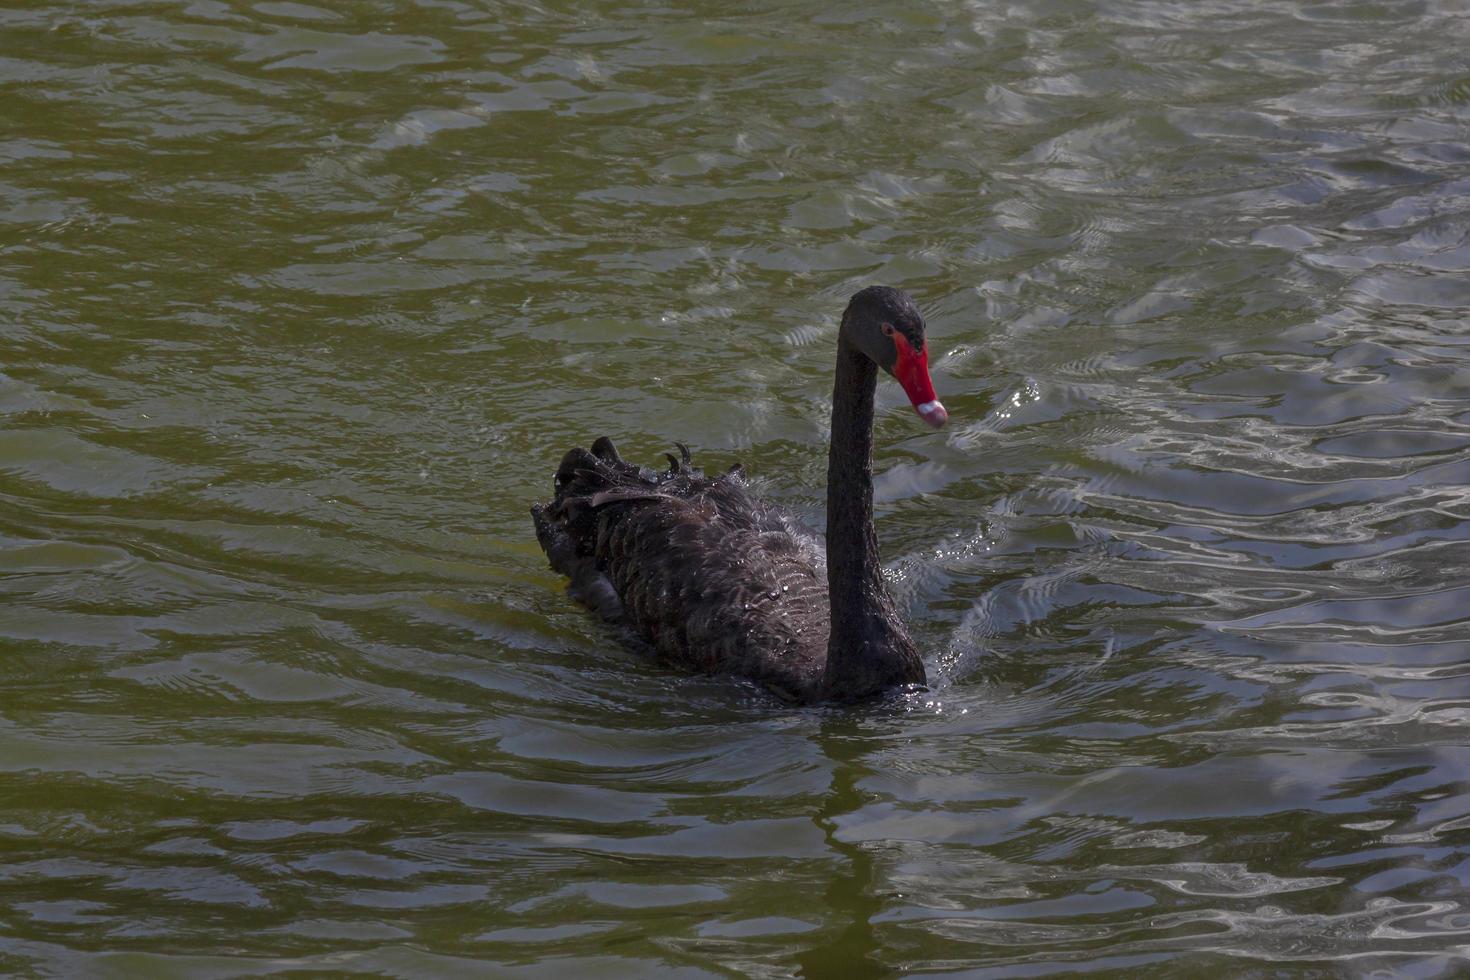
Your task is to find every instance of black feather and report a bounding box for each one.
[530,440,829,701]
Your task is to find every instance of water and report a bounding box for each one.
[2,0,1469,974]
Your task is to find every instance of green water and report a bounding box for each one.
[3,0,1470,975]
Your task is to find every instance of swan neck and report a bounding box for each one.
[826,336,882,610]
[821,334,923,699]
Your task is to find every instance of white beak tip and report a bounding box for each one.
[915,400,948,429]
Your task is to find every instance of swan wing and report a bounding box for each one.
[533,440,829,698]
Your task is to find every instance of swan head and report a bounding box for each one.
[841,285,947,429]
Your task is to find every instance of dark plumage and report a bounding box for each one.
[530,286,948,703]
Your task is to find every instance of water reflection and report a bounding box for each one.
[795,718,889,978]
[2,0,1470,973]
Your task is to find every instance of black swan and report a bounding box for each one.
[530,286,947,703]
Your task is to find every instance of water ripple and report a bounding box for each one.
[3,0,1470,973]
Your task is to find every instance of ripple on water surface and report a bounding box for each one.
[2,0,1470,974]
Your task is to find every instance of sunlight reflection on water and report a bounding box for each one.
[1,0,1469,974]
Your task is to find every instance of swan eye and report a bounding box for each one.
[881,323,895,337]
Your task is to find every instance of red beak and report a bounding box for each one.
[891,332,947,429]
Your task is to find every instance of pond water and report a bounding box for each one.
[3,0,1470,975]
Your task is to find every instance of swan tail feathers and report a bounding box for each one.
[536,438,695,575]
[590,436,622,464]
[530,501,624,621]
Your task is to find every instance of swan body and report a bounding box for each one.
[531,286,946,703]
[532,440,834,700]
